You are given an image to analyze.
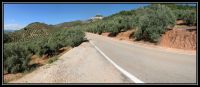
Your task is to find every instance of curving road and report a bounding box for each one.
[9,33,196,83]
[86,33,197,83]
[10,42,131,83]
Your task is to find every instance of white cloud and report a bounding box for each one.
[4,24,25,30]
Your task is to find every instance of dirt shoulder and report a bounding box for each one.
[9,42,131,83]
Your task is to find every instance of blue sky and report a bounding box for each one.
[4,3,196,30]
[4,4,149,30]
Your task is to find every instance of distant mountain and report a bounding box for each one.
[4,30,16,33]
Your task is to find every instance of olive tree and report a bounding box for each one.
[134,4,176,42]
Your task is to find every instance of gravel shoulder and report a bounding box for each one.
[9,42,131,83]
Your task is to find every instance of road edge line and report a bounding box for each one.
[89,41,144,83]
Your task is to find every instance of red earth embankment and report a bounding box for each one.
[159,29,196,50]
[101,27,196,50]
[115,30,135,41]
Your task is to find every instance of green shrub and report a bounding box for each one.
[164,4,196,10]
[4,44,33,73]
[4,33,11,43]
[183,10,196,25]
[48,56,58,64]
[134,4,176,42]
[173,10,196,25]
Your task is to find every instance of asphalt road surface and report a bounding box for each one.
[86,33,196,83]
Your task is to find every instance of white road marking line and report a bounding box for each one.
[89,41,144,83]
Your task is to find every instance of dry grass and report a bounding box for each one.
[3,73,23,83]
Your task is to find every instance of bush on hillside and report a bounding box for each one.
[4,33,11,43]
[84,14,137,36]
[4,44,32,73]
[183,10,196,26]
[164,4,196,10]
[173,10,196,25]
[4,29,85,74]
[134,4,176,42]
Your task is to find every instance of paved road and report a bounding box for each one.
[86,33,197,83]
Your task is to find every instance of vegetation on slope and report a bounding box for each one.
[54,20,86,29]
[7,22,52,42]
[4,22,85,74]
[164,4,196,26]
[82,4,196,42]
[133,4,176,42]
[3,4,196,74]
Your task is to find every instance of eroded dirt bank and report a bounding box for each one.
[101,28,196,51]
[159,29,196,50]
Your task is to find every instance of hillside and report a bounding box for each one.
[81,4,196,50]
[54,20,86,29]
[7,22,50,42]
[4,21,85,75]
[3,3,197,80]
[5,20,87,43]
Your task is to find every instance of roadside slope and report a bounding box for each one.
[10,42,131,83]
